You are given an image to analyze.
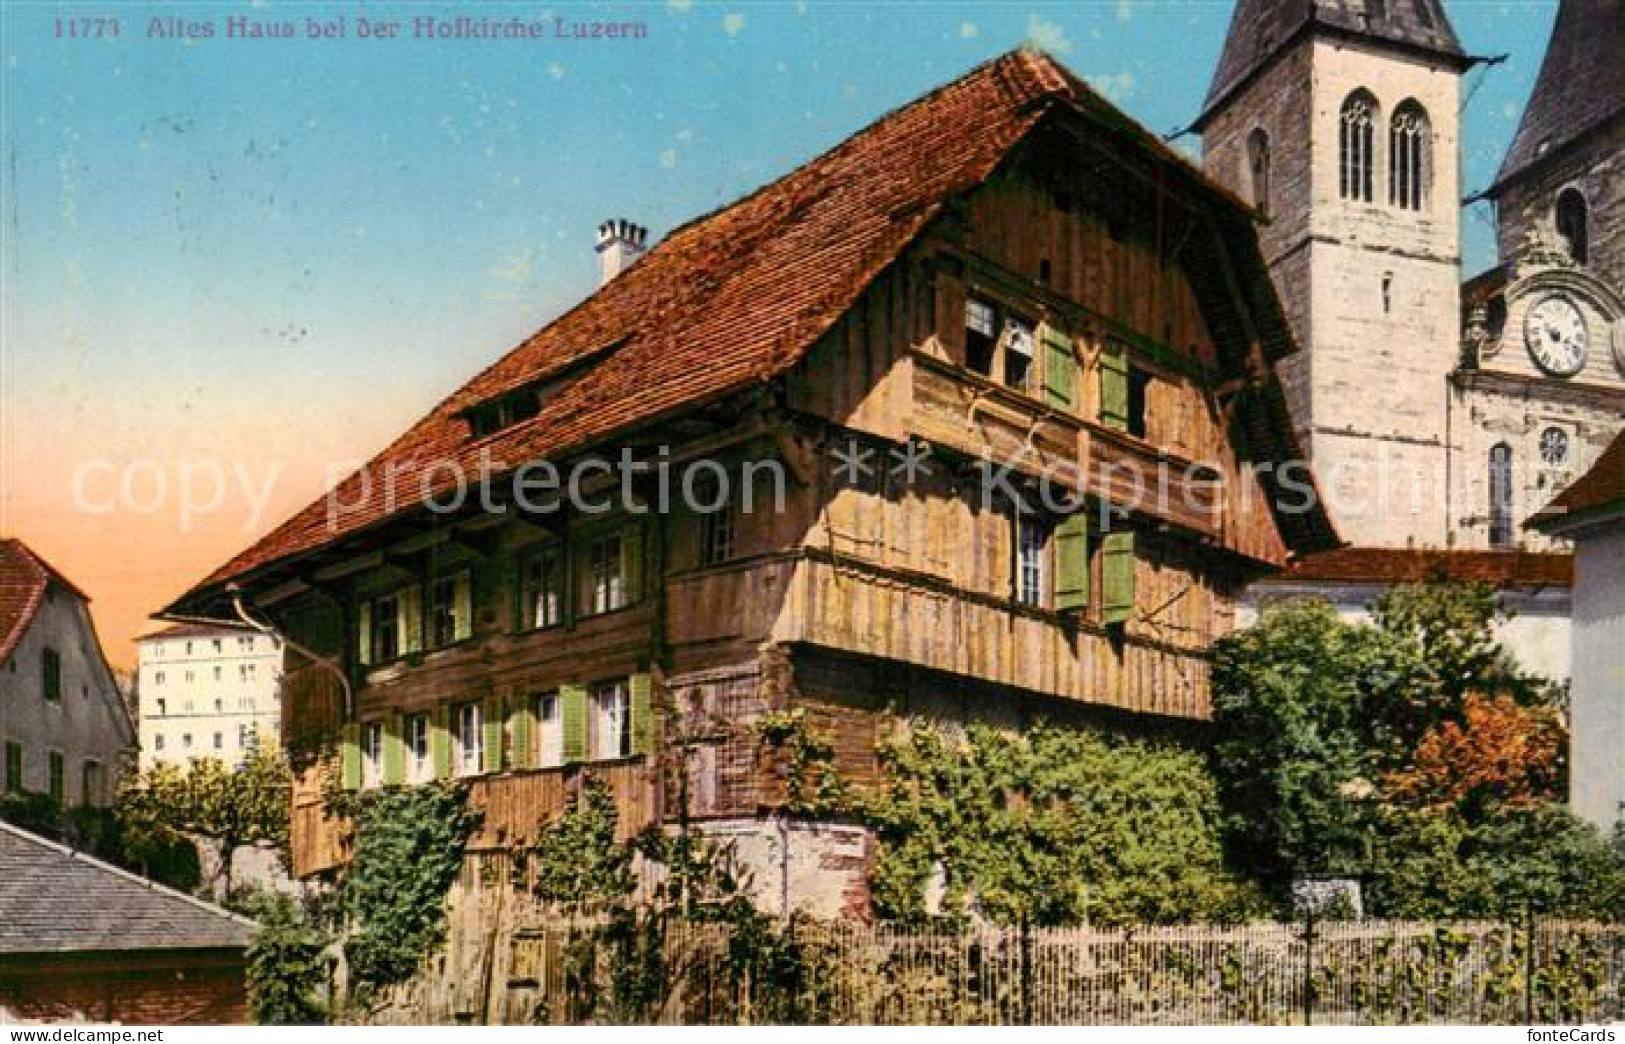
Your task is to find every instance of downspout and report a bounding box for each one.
[226,584,354,720]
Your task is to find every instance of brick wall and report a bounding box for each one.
[0,951,248,1025]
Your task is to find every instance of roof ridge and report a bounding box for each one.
[0,819,259,932]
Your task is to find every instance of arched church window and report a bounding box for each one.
[1488,443,1514,549]
[1340,90,1378,203]
[1555,188,1588,264]
[1247,128,1271,216]
[1389,100,1429,210]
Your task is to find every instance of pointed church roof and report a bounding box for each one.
[1492,0,1625,194]
[1201,0,1466,123]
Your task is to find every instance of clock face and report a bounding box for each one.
[1524,295,1588,376]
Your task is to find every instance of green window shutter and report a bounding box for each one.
[1101,528,1136,625]
[1100,341,1129,430]
[1042,327,1075,409]
[454,573,473,642]
[561,684,588,765]
[382,713,405,786]
[1054,514,1090,612]
[356,600,373,665]
[510,699,535,771]
[629,673,654,757]
[339,723,362,792]
[401,586,423,655]
[431,705,453,780]
[483,696,504,774]
[623,526,644,605]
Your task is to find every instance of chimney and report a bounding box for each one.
[596,218,648,286]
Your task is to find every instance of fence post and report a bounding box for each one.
[1302,906,1317,1026]
[1020,915,1034,1026]
[1524,903,1536,1025]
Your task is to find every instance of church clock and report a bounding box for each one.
[1524,295,1588,377]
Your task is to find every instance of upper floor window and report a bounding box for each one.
[406,712,432,782]
[1555,187,1588,265]
[592,681,631,761]
[154,671,165,686]
[427,572,473,648]
[1389,100,1429,211]
[1015,512,1051,608]
[1002,317,1036,392]
[699,487,737,567]
[536,692,564,768]
[212,639,223,654]
[965,298,998,376]
[359,586,422,665]
[1247,127,1271,216]
[185,641,193,656]
[520,547,564,629]
[213,666,223,682]
[582,528,639,617]
[238,636,255,652]
[239,663,257,683]
[361,721,384,789]
[4,742,22,793]
[454,701,484,777]
[41,648,61,703]
[1489,443,1514,549]
[1340,90,1377,203]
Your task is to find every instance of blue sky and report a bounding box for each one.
[0,1,1561,658]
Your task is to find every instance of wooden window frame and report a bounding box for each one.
[518,545,566,631]
[427,570,474,650]
[453,701,484,778]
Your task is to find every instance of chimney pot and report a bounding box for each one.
[595,216,648,286]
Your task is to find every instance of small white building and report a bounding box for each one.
[1238,548,1576,686]
[1531,430,1625,832]
[135,623,283,769]
[0,538,134,808]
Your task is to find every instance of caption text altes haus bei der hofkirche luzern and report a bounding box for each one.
[141,15,650,41]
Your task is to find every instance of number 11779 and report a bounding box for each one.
[56,18,122,38]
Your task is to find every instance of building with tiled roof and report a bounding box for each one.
[134,622,283,771]
[0,539,134,810]
[1531,431,1625,830]
[0,819,255,1024]
[162,49,1337,911]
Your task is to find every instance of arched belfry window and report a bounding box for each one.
[1248,128,1271,216]
[1340,90,1378,203]
[1555,187,1588,264]
[1488,443,1514,549]
[1389,100,1429,210]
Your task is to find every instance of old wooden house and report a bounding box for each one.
[162,50,1338,914]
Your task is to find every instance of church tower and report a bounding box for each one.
[1196,0,1471,548]
[1484,0,1623,294]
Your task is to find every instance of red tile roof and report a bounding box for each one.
[0,538,89,665]
[167,49,1334,617]
[1267,547,1574,588]
[1529,429,1625,531]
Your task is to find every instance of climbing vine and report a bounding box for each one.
[864,721,1268,928]
[340,782,481,996]
[756,708,851,816]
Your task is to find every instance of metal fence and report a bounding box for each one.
[410,915,1623,1026]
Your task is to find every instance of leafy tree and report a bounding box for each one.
[1370,578,1548,751]
[1383,692,1567,816]
[1210,599,1410,881]
[115,746,290,894]
[1214,587,1625,918]
[236,889,330,1025]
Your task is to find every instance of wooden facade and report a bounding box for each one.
[164,53,1333,885]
